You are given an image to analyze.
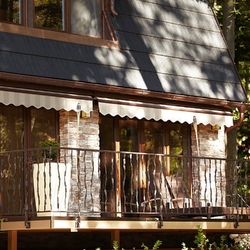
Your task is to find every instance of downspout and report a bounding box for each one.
[225,105,247,133]
[225,104,246,229]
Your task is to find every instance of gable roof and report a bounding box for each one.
[111,0,246,103]
[0,0,247,111]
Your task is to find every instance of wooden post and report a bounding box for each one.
[114,117,121,217]
[8,230,17,250]
[111,230,120,249]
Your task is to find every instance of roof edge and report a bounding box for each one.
[0,72,246,111]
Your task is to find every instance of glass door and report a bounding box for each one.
[0,104,58,216]
[119,119,138,213]
[99,115,190,216]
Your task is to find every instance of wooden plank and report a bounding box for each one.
[8,230,17,250]
[221,207,250,215]
[115,117,121,217]
[2,219,250,232]
[111,230,120,248]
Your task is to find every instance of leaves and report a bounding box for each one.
[212,1,250,160]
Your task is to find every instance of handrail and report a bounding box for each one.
[0,147,249,222]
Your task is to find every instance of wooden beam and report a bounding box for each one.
[114,117,121,217]
[111,230,120,248]
[8,230,17,250]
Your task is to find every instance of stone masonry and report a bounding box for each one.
[59,103,100,216]
[191,124,227,207]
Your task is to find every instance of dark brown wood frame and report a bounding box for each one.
[0,0,119,48]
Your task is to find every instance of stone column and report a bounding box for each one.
[59,103,100,216]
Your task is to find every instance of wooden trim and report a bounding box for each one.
[0,22,120,49]
[0,0,119,45]
[0,72,241,111]
[22,0,27,26]
[64,0,70,33]
[111,230,120,248]
[0,74,245,114]
[2,218,250,232]
[114,117,121,216]
[8,230,17,250]
[103,0,118,42]
[164,123,170,176]
[27,0,34,27]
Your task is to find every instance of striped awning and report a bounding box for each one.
[98,98,233,127]
[0,89,93,112]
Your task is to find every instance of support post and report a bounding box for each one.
[111,230,120,249]
[8,230,17,250]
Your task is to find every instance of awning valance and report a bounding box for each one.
[0,90,93,112]
[98,98,233,127]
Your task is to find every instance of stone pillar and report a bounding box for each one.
[191,124,226,207]
[59,103,100,216]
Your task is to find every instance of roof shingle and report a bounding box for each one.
[0,0,247,104]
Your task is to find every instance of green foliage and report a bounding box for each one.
[212,0,250,162]
[235,0,250,64]
[181,226,244,250]
[237,108,250,160]
[39,140,60,161]
[98,240,162,250]
[112,241,121,250]
[193,226,210,250]
[34,0,63,29]
[141,240,162,250]
[0,115,10,152]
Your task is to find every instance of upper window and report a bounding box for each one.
[34,0,64,30]
[0,0,20,23]
[0,0,101,37]
[70,0,101,37]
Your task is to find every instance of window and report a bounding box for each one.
[70,0,101,37]
[0,104,58,215]
[0,104,58,151]
[0,0,21,23]
[100,116,190,156]
[1,0,102,37]
[34,0,63,30]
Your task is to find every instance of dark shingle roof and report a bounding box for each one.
[0,0,247,103]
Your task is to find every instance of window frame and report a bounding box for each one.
[0,0,119,46]
[27,0,103,36]
[100,115,191,215]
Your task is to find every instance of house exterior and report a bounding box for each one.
[0,0,249,249]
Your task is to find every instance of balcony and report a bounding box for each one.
[0,147,249,231]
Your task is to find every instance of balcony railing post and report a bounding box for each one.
[1,148,250,221]
[115,151,121,217]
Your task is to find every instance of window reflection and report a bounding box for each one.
[34,0,63,30]
[0,104,58,151]
[30,107,57,148]
[0,105,23,151]
[0,0,20,23]
[100,116,190,214]
[71,0,101,37]
[169,123,189,177]
[144,121,163,153]
[120,119,138,152]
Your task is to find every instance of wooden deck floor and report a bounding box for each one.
[1,216,250,250]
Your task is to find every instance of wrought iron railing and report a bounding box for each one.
[0,147,249,223]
